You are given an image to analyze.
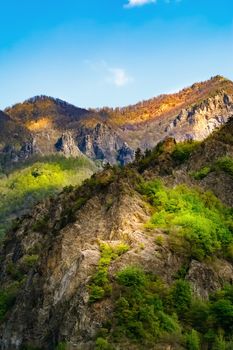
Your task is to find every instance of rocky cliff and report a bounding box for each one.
[0,118,232,350]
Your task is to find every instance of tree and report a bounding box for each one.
[135,148,142,162]
[186,330,200,350]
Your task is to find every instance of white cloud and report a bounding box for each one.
[107,68,132,87]
[124,0,181,8]
[124,0,156,8]
[84,60,133,88]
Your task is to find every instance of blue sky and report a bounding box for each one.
[0,0,232,110]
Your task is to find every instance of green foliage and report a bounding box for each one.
[192,166,211,180]
[55,342,68,350]
[171,141,200,163]
[213,336,227,350]
[116,267,146,287]
[140,180,233,261]
[215,156,233,177]
[192,156,233,180]
[211,299,233,334]
[0,282,20,321]
[21,255,39,269]
[89,286,106,303]
[112,267,181,345]
[95,338,114,350]
[89,242,129,303]
[171,280,192,316]
[186,300,210,334]
[186,330,200,350]
[6,261,24,281]
[32,216,49,232]
[0,155,96,238]
[136,141,165,171]
[95,268,233,349]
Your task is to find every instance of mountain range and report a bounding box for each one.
[1,75,233,170]
[0,76,233,350]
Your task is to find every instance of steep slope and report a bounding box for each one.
[3,76,233,167]
[0,119,232,350]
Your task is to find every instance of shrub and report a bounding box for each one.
[213,336,227,350]
[171,280,192,316]
[6,261,24,281]
[192,166,211,180]
[186,330,200,350]
[116,267,146,288]
[0,282,20,321]
[192,157,233,182]
[186,300,210,333]
[96,265,233,349]
[89,286,106,303]
[56,342,67,350]
[32,216,49,232]
[22,255,39,268]
[211,299,233,333]
[95,338,114,350]
[155,235,165,246]
[89,242,129,303]
[215,157,233,177]
[171,141,200,163]
[113,267,181,345]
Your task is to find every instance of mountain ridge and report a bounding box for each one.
[1,75,233,169]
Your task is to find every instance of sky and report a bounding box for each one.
[0,0,233,110]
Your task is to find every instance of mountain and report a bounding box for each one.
[0,118,232,349]
[2,75,233,169]
[0,97,92,171]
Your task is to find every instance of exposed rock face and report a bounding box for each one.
[165,93,233,141]
[77,123,134,164]
[55,132,83,157]
[117,142,135,165]
[186,260,233,299]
